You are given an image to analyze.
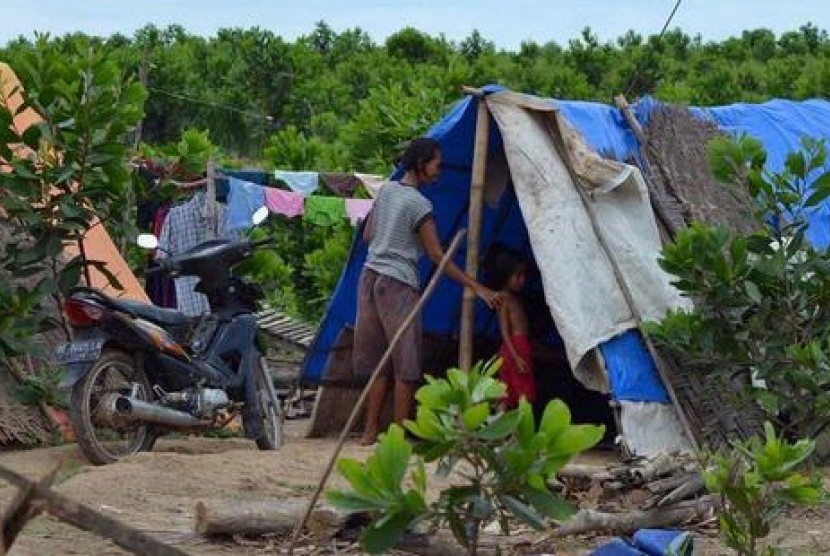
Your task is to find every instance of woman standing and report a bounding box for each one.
[355,137,502,445]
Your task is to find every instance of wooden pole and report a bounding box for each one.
[206,158,218,237]
[547,111,700,451]
[459,94,490,371]
[288,229,467,553]
[613,94,678,238]
[0,465,186,556]
[2,463,60,551]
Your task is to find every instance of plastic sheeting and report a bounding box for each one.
[487,92,690,385]
[302,87,830,410]
[636,95,830,248]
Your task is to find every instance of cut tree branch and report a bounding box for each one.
[0,465,185,556]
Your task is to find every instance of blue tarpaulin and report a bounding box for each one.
[302,88,830,405]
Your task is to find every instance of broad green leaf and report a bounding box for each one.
[744,281,762,304]
[523,487,575,520]
[478,410,521,440]
[539,399,571,442]
[548,424,606,456]
[804,172,830,208]
[462,402,490,431]
[516,400,535,448]
[447,510,469,547]
[336,458,384,500]
[325,490,386,513]
[369,424,411,493]
[360,510,416,554]
[405,407,443,441]
[500,495,547,530]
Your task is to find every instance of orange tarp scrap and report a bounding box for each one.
[1,62,148,302]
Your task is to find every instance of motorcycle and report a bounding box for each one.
[55,207,284,465]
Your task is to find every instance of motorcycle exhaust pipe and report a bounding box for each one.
[113,395,205,428]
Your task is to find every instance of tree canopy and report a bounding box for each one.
[3,22,828,170]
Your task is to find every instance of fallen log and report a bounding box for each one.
[628,452,691,484]
[657,475,706,508]
[556,465,613,484]
[552,494,720,537]
[643,472,699,495]
[0,465,185,556]
[2,463,60,551]
[195,499,350,539]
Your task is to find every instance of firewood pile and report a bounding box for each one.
[554,451,720,537]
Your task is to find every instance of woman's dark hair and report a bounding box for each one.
[399,137,440,173]
[482,243,526,290]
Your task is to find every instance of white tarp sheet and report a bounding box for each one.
[487,92,692,382]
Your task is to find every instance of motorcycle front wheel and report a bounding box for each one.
[244,357,284,450]
[69,349,157,465]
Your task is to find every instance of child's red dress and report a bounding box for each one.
[499,334,537,408]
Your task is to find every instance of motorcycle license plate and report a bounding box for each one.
[53,338,105,365]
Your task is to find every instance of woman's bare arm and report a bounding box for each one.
[417,217,502,309]
[362,210,374,243]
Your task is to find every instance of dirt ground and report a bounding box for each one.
[1,421,829,555]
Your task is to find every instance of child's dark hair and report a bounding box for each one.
[399,137,440,173]
[482,243,526,290]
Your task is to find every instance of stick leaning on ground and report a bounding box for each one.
[288,228,467,552]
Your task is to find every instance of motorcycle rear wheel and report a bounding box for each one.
[244,357,284,450]
[70,349,157,465]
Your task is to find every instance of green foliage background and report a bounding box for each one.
[4,22,828,165]
[2,22,829,323]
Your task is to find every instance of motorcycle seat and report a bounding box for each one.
[112,298,194,327]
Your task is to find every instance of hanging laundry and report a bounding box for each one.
[321,173,362,197]
[355,173,386,198]
[304,196,346,227]
[345,198,374,226]
[226,178,266,230]
[224,169,271,186]
[145,204,177,308]
[265,187,304,218]
[157,191,241,317]
[275,170,319,196]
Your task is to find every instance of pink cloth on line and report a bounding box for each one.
[265,188,304,218]
[345,198,374,226]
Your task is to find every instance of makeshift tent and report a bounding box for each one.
[302,85,830,456]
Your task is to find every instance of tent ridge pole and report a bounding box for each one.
[459,93,490,371]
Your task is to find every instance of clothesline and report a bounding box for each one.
[225,176,375,230]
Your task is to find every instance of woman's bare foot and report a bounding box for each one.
[360,430,378,446]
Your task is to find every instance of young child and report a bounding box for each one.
[484,245,536,409]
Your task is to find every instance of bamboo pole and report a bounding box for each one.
[613,94,678,239]
[206,158,218,237]
[547,111,701,451]
[0,465,186,556]
[288,229,467,553]
[459,93,491,371]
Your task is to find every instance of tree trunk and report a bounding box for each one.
[195,499,348,539]
[553,494,720,537]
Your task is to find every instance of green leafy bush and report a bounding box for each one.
[702,422,825,556]
[328,359,605,554]
[0,36,145,361]
[646,136,830,440]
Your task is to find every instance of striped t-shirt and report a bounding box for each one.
[365,181,433,289]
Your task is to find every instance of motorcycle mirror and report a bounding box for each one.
[252,206,269,226]
[137,234,159,250]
